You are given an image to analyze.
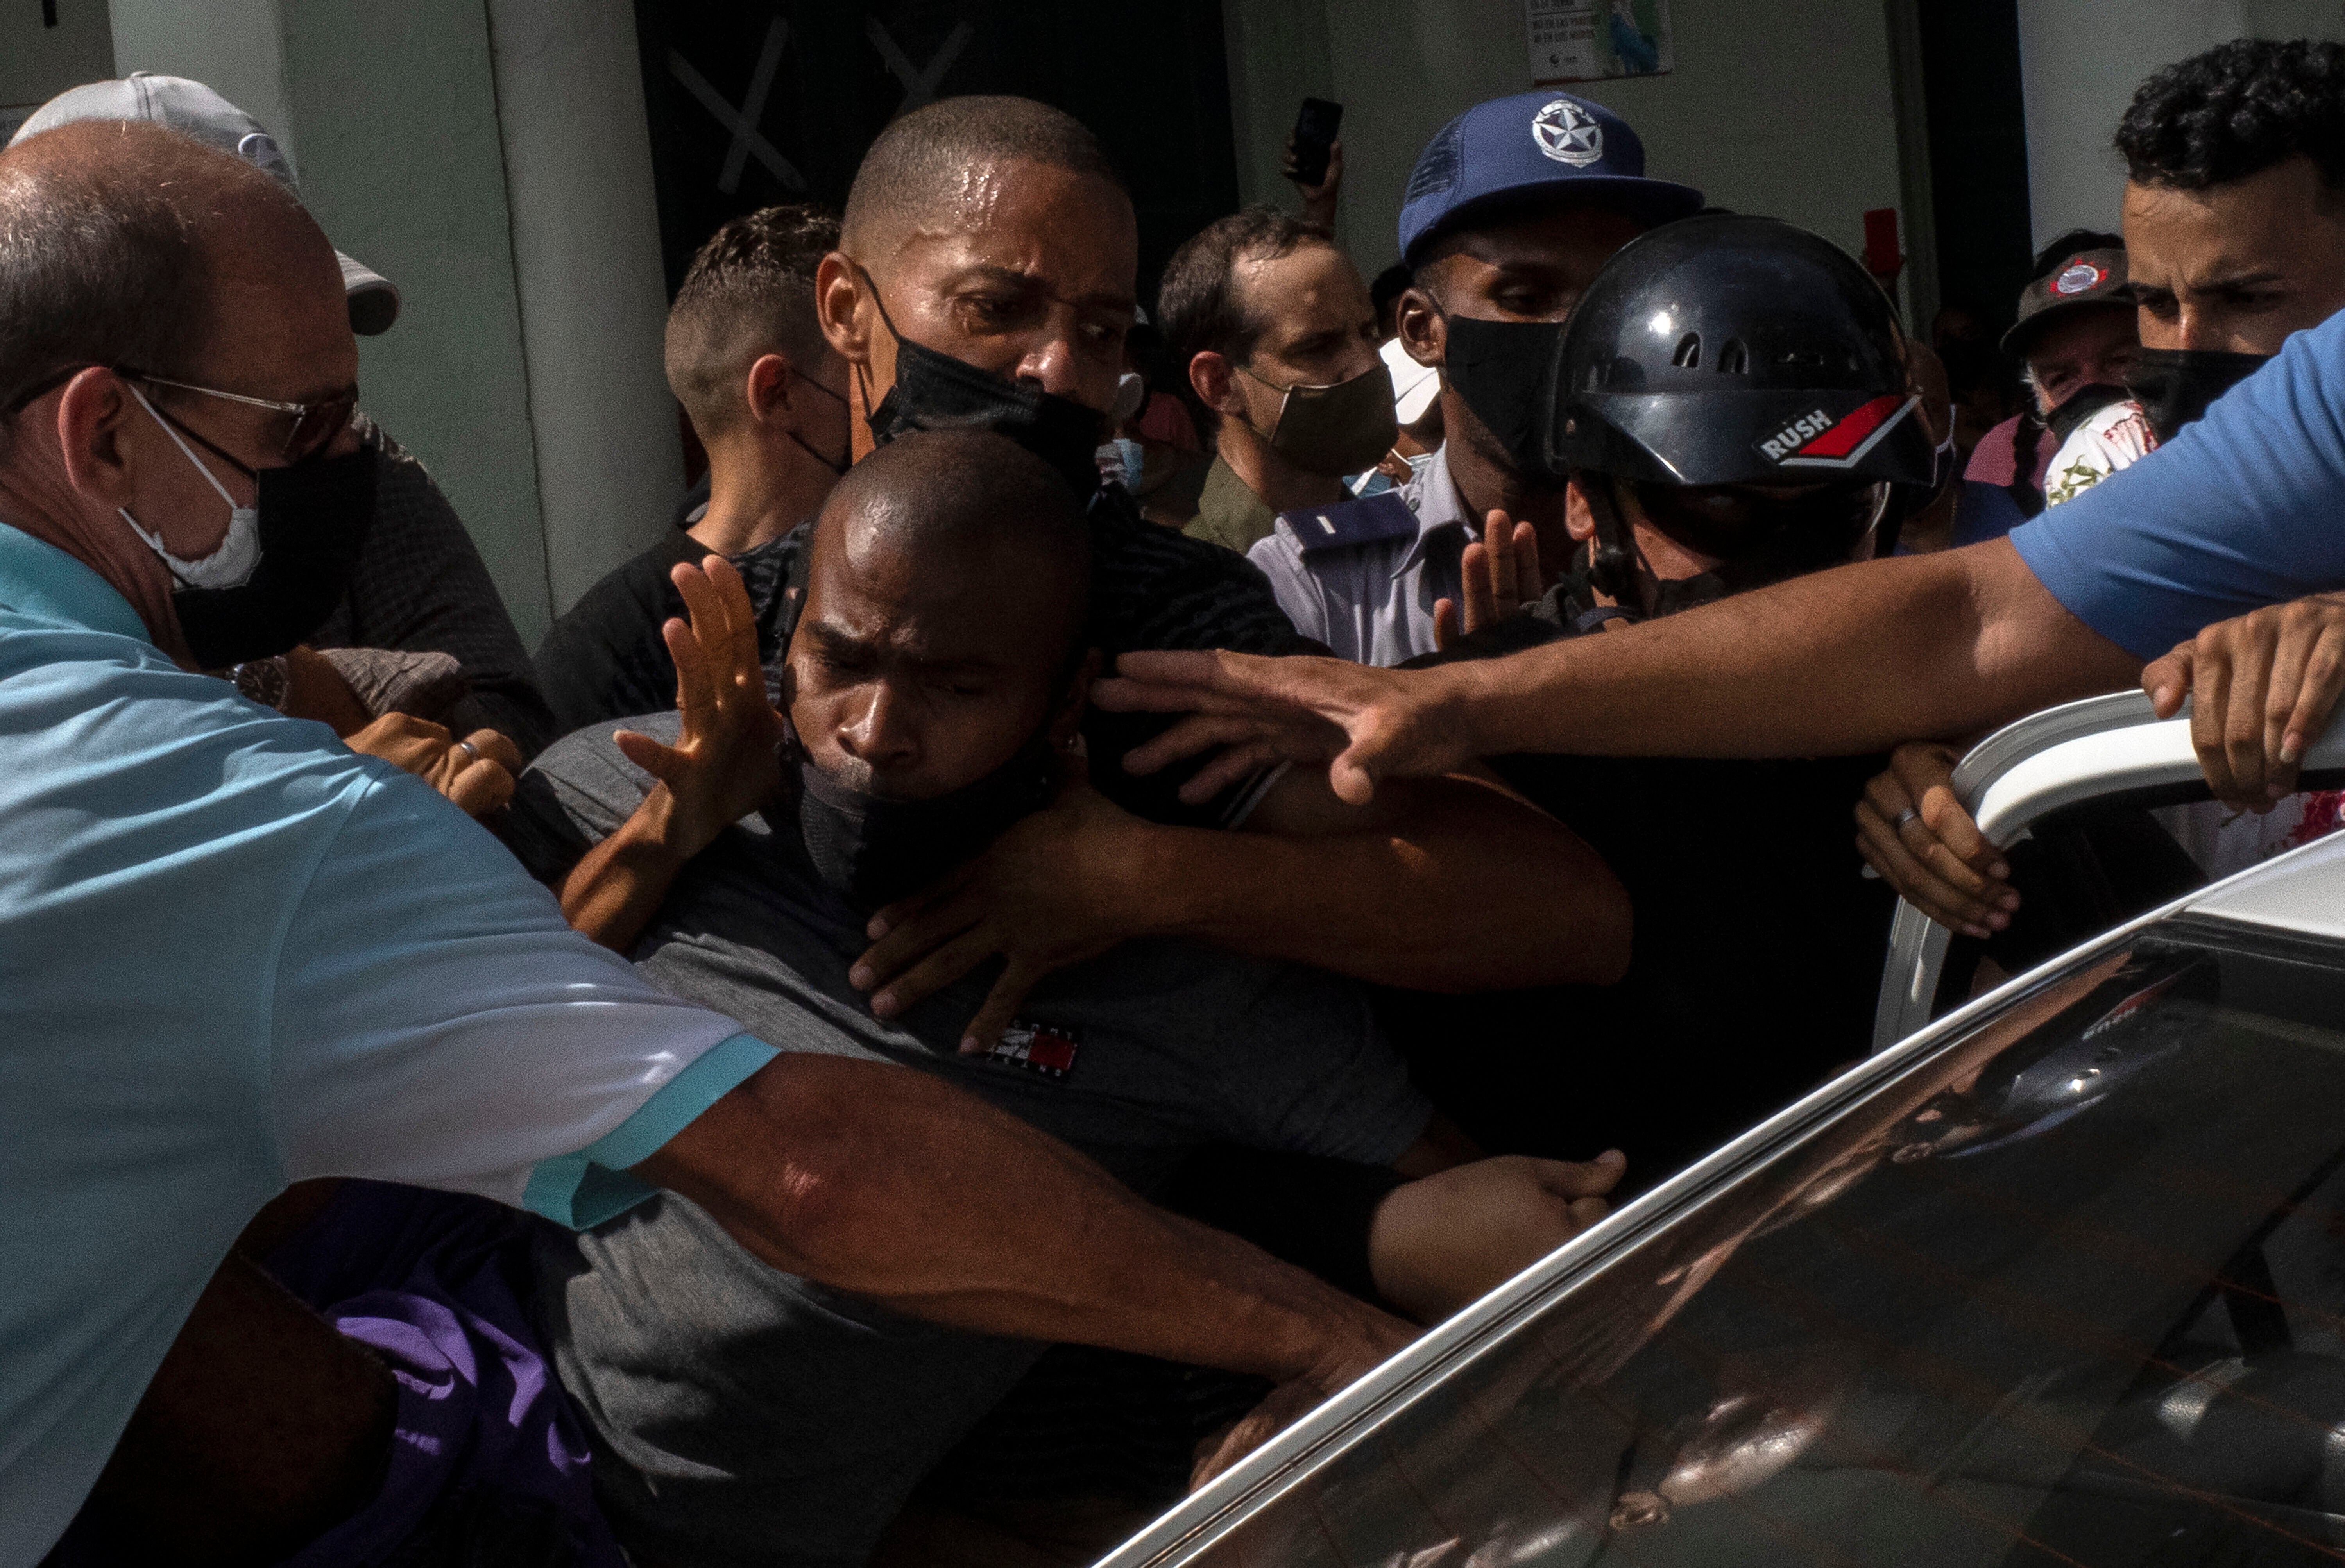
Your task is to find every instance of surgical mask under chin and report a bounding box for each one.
[1238,360,1399,477]
[2125,347,2273,443]
[780,719,1058,914]
[119,383,261,590]
[856,268,1108,497]
[1438,313,1570,485]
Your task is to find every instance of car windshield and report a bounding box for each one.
[1171,921,2345,1568]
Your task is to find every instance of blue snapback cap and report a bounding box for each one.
[1397,91,1703,263]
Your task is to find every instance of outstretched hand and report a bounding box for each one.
[1093,649,1474,807]
[1434,509,1543,650]
[615,556,785,857]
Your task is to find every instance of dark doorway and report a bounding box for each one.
[1914,0,2035,338]
[631,2,1241,302]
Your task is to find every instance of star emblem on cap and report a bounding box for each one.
[1532,99,1604,168]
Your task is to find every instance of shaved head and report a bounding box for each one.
[0,120,333,417]
[816,426,1090,648]
[840,95,1126,259]
[792,428,1094,800]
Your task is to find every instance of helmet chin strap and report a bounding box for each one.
[1579,473,1654,613]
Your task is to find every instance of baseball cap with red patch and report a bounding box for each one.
[2001,246,2130,358]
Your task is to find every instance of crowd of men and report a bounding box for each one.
[9,34,2345,1568]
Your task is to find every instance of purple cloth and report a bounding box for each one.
[263,1182,623,1568]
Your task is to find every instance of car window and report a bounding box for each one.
[1181,924,2345,1568]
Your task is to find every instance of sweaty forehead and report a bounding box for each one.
[870,159,1135,290]
[808,499,1079,667]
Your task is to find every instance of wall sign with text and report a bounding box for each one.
[1526,0,1673,85]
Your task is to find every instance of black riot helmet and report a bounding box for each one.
[1546,215,1935,619]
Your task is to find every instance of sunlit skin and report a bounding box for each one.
[5,219,360,569]
[2124,156,2345,352]
[1188,240,1385,513]
[813,159,1138,461]
[785,512,1084,802]
[2023,305,2138,414]
[1396,205,1647,574]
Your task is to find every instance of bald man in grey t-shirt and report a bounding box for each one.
[506,713,1432,1566]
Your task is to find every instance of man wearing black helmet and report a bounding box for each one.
[1248,91,1702,667]
[1361,215,1919,1180]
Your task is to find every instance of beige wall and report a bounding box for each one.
[1224,0,1915,316]
[2016,0,2345,249]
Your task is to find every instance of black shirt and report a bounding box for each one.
[526,485,1310,824]
[531,528,799,743]
[1386,590,1898,1186]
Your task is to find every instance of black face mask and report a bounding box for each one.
[174,448,378,669]
[856,269,1107,498]
[2042,381,2132,447]
[780,720,1057,914]
[789,375,853,477]
[1439,313,1569,488]
[2125,347,2272,443]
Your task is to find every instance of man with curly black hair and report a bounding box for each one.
[2116,39,2345,424]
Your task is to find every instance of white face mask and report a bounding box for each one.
[116,383,261,590]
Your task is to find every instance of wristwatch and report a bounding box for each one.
[229,656,291,712]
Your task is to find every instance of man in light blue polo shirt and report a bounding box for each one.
[1246,91,1701,665]
[0,122,1409,1566]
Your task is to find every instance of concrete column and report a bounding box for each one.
[485,0,681,619]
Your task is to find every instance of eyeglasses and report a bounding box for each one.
[3,363,357,465]
[119,370,358,465]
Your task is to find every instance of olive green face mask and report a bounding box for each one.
[1239,359,1399,477]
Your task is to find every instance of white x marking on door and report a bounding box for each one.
[866,18,973,114]
[668,16,804,194]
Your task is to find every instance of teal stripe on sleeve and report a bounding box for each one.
[521,1032,779,1229]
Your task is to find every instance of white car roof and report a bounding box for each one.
[2187,827,2345,942]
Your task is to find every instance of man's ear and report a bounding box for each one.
[814,252,870,366]
[1188,351,1242,419]
[54,368,138,508]
[1051,647,1102,747]
[1563,473,1599,545]
[1395,286,1445,370]
[745,352,795,425]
